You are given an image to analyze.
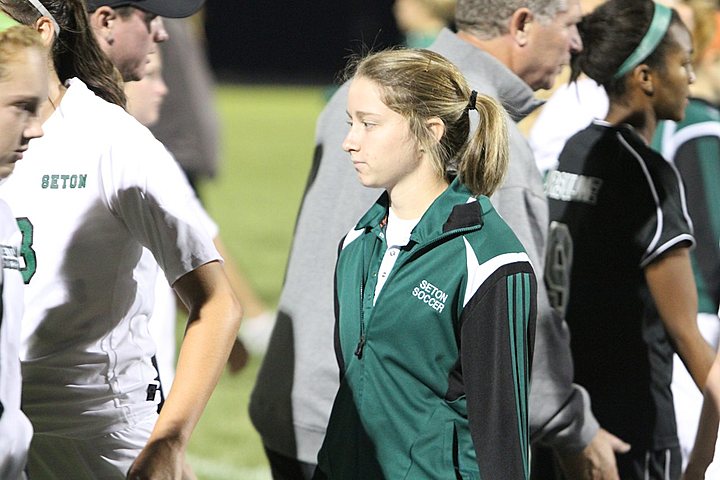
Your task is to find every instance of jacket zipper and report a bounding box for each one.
[353,224,481,360]
[355,233,372,360]
[355,281,366,358]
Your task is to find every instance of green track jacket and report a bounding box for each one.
[315,179,537,479]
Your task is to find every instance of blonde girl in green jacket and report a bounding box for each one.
[314,48,537,480]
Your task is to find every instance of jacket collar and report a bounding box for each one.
[355,178,486,244]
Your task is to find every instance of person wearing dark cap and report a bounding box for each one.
[86,0,204,81]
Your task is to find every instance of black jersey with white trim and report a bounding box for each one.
[546,121,694,450]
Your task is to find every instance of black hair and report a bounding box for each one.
[570,0,684,98]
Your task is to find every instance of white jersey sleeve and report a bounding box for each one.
[98,120,221,285]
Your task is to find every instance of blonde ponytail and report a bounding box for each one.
[458,92,508,196]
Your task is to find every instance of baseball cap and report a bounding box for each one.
[85,0,205,18]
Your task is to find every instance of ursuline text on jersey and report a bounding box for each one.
[545,170,602,205]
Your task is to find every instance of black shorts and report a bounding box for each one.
[530,445,682,480]
[617,447,681,480]
[264,447,317,480]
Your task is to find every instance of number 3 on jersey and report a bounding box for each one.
[16,217,36,284]
[545,221,573,316]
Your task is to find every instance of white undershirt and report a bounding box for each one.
[373,208,420,304]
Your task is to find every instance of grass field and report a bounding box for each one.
[184,84,327,479]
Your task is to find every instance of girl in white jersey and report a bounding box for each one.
[0,14,45,479]
[0,1,242,479]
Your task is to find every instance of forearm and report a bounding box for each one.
[152,264,242,445]
[685,354,720,478]
[674,329,715,391]
[684,394,719,478]
[646,248,712,390]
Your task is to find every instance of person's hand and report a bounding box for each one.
[558,428,631,480]
[126,437,184,480]
[227,337,249,374]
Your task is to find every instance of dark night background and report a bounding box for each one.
[205,0,402,84]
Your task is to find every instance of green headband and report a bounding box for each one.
[0,11,21,33]
[613,2,673,79]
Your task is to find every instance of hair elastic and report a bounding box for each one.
[0,11,20,32]
[466,90,477,111]
[26,0,60,35]
[613,2,672,79]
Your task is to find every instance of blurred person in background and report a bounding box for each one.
[125,50,167,127]
[124,50,184,391]
[124,49,264,390]
[149,15,276,357]
[526,0,608,176]
[393,0,456,47]
[250,1,629,479]
[652,2,720,474]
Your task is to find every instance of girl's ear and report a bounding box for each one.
[633,64,655,96]
[426,117,445,144]
[34,16,56,46]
